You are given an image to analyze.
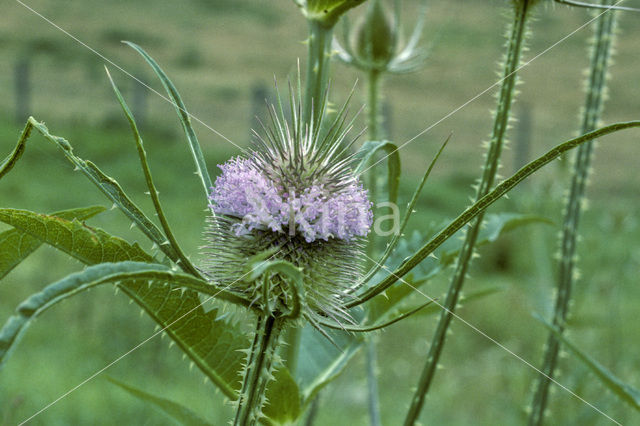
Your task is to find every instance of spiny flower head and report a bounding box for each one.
[203,87,372,322]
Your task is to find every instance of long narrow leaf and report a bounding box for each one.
[348,120,640,308]
[0,208,253,399]
[105,67,201,278]
[0,205,105,279]
[124,41,213,200]
[2,118,182,264]
[0,261,249,368]
[535,315,640,411]
[108,377,213,426]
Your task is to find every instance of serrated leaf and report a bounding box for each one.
[0,208,152,264]
[0,205,105,280]
[354,140,401,203]
[0,208,296,421]
[535,315,640,411]
[2,118,182,265]
[0,208,249,399]
[107,376,213,426]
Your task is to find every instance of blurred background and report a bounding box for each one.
[1,0,639,424]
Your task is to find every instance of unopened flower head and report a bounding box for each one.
[203,89,372,321]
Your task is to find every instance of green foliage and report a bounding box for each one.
[354,140,401,203]
[123,42,214,201]
[535,315,640,412]
[108,377,214,426]
[296,326,362,408]
[0,205,105,279]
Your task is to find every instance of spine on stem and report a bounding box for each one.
[234,315,284,426]
[404,1,534,424]
[528,2,617,424]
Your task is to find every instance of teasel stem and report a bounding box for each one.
[404,2,533,424]
[234,314,284,426]
[528,2,617,424]
[365,67,383,426]
[303,20,334,127]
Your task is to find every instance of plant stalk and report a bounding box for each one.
[365,67,383,426]
[528,2,617,424]
[303,19,334,127]
[404,2,533,424]
[234,314,283,426]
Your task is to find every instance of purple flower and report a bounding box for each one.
[208,156,372,243]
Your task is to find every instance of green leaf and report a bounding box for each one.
[297,325,362,408]
[348,120,640,308]
[123,42,213,200]
[262,368,302,425]
[0,208,251,399]
[0,209,297,422]
[0,208,152,264]
[107,377,213,426]
[367,213,545,321]
[354,140,401,204]
[105,67,201,278]
[2,118,183,265]
[0,261,244,369]
[0,205,105,280]
[535,315,640,411]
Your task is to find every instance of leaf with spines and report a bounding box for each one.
[0,208,247,399]
[0,205,105,280]
[1,118,183,265]
[367,213,550,322]
[348,120,640,308]
[0,261,243,371]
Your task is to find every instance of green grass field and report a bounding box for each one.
[1,1,639,424]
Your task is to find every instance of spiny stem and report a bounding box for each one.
[528,2,618,424]
[234,314,283,426]
[303,20,333,127]
[404,2,533,424]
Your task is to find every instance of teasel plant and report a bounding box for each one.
[331,1,429,424]
[529,1,624,424]
[2,0,640,425]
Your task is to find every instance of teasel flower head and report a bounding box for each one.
[203,87,372,324]
[333,0,430,74]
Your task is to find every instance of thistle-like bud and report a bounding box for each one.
[202,90,372,323]
[334,0,430,74]
[352,0,397,68]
